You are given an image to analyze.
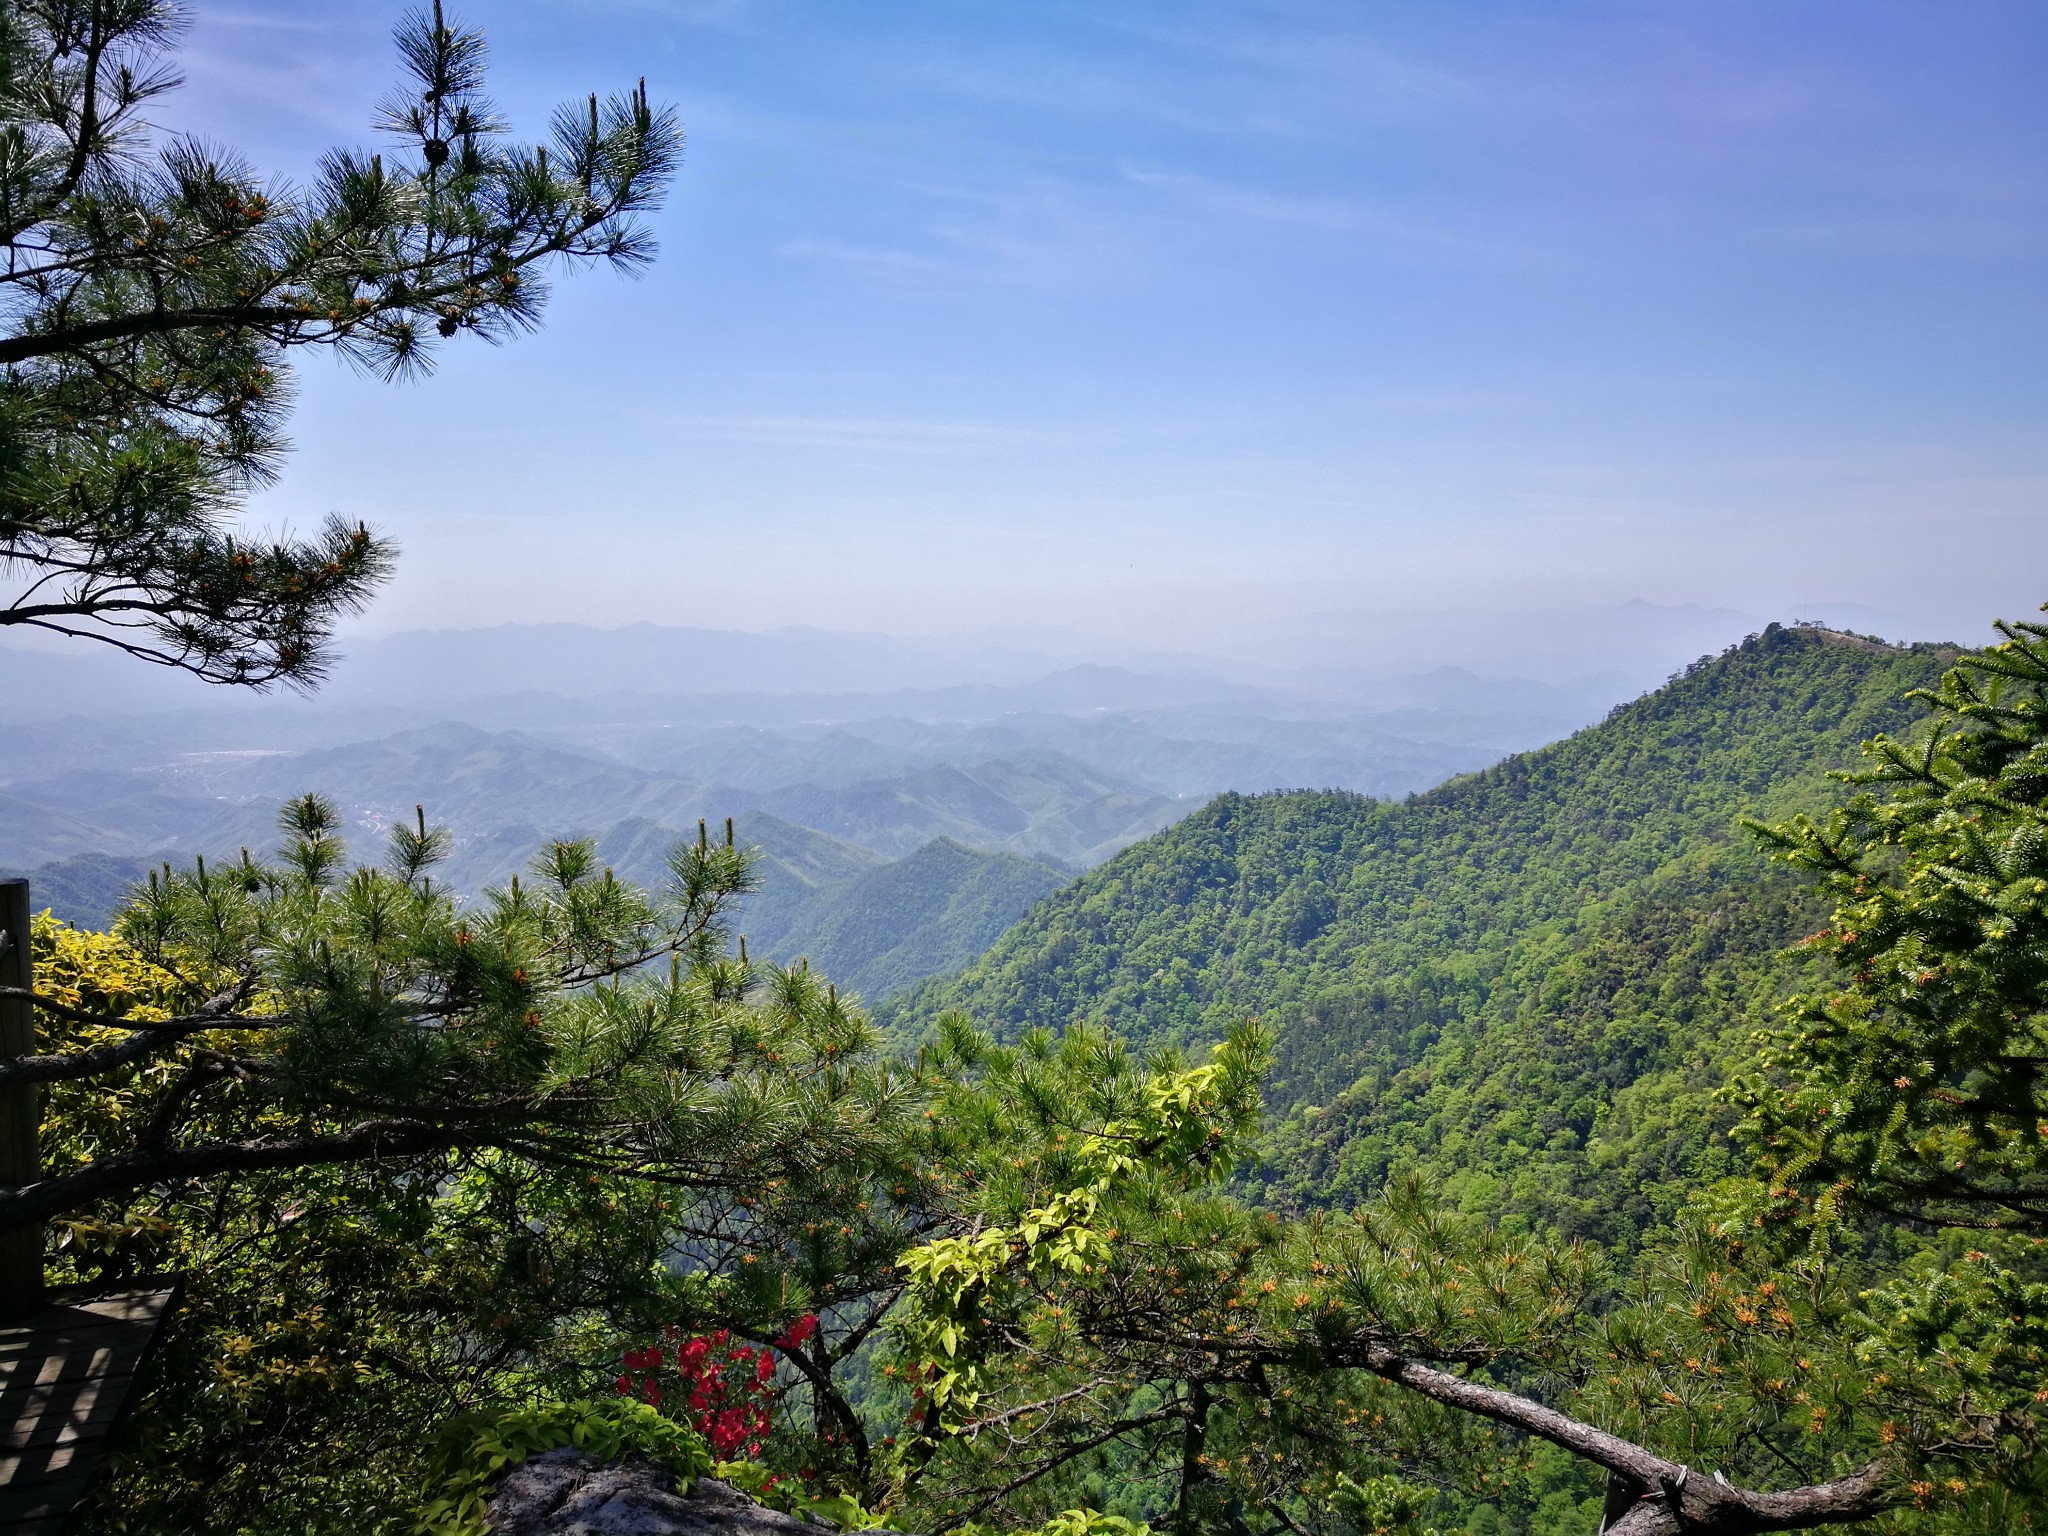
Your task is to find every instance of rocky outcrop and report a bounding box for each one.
[485,1449,818,1535]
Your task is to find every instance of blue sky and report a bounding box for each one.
[167,1,2048,648]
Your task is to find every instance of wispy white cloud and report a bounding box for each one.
[776,234,949,278]
[1117,165,1359,228]
[1056,9,1489,134]
[190,8,345,34]
[540,0,771,27]
[1115,161,1560,271]
[179,5,383,139]
[777,172,1152,292]
[668,412,1041,454]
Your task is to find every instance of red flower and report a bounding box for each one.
[621,1326,782,1461]
[773,1313,819,1349]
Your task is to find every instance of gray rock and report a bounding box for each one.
[485,1449,819,1535]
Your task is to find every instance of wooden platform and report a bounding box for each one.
[0,1283,178,1535]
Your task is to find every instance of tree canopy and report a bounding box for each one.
[1744,610,2048,1233]
[859,622,2048,1536]
[22,805,921,1530]
[0,0,679,684]
[885,626,1957,1253]
[10,799,901,1237]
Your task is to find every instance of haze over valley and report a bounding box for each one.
[1,598,1954,1001]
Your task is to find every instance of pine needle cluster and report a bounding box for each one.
[0,1,681,683]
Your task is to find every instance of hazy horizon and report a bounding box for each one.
[4,596,2005,720]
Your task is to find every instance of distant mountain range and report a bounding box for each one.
[10,608,1946,1004]
[2,694,1132,1000]
[3,620,1632,909]
[5,601,1967,721]
[0,720,1189,871]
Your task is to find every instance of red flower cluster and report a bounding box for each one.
[615,1315,819,1461]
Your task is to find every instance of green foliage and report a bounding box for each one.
[1725,608,2048,1498]
[1741,611,2048,1231]
[1329,1473,1443,1536]
[24,803,913,1534]
[21,791,896,1234]
[893,1114,1984,1531]
[0,1,678,683]
[1010,1512,1152,1536]
[771,839,1070,1004]
[416,1396,711,1536]
[36,620,2048,1535]
[893,1020,1268,1431]
[891,626,1955,1249]
[786,1488,919,1530]
[877,619,2048,1536]
[888,1106,1616,1533]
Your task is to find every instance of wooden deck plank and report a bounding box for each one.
[0,1282,178,1534]
[0,1370,145,1451]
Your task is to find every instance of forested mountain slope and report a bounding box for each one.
[765,838,1069,1003]
[883,625,1956,1247]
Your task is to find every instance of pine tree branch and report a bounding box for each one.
[55,25,111,206]
[0,617,304,684]
[955,1379,1119,1437]
[1341,1342,1895,1534]
[0,985,262,1035]
[138,1055,240,1150]
[1344,1341,1672,1486]
[0,1118,480,1232]
[0,305,309,364]
[0,1026,207,1086]
[0,982,272,1087]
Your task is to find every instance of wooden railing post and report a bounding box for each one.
[0,878,43,1316]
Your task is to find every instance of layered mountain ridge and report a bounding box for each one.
[883,625,1958,1246]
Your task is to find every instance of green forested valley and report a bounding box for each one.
[547,813,1072,1002]
[886,625,1956,1245]
[765,836,1071,1001]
